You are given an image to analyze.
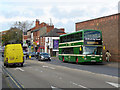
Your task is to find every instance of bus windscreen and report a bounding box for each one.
[84,31,101,40]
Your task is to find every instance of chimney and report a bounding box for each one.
[36,19,40,27]
[59,28,64,32]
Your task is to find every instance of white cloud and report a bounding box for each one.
[0,0,119,32]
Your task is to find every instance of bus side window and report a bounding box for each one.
[75,33,79,41]
[62,37,64,43]
[64,36,67,42]
[62,49,64,54]
[60,37,63,43]
[67,35,70,42]
[79,32,82,40]
[71,34,75,41]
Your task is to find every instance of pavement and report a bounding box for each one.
[103,61,120,68]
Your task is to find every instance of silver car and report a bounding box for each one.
[38,53,51,61]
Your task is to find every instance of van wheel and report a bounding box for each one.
[21,63,23,67]
[6,64,9,67]
[4,63,6,66]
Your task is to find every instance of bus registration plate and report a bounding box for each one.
[91,60,96,62]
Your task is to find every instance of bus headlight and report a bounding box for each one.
[84,58,87,60]
[99,58,102,60]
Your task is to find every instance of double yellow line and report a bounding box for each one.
[2,66,24,89]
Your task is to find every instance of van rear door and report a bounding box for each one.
[14,44,23,63]
[7,45,15,63]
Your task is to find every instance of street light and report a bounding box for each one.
[16,32,18,43]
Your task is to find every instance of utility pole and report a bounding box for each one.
[0,32,2,47]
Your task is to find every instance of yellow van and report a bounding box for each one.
[4,44,24,67]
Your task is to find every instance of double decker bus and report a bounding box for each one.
[59,29,103,63]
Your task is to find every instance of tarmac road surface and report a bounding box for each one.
[3,59,119,89]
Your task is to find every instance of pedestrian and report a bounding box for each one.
[29,53,31,60]
[105,50,111,62]
[26,53,29,60]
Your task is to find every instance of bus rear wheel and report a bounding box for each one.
[76,58,78,64]
[62,57,64,62]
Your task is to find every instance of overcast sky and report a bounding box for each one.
[0,0,119,32]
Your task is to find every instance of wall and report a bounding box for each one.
[47,25,54,32]
[76,14,119,62]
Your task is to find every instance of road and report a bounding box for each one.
[46,57,119,77]
[2,57,119,89]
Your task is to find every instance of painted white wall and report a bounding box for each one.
[45,37,59,54]
[31,33,33,44]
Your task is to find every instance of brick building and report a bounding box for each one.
[29,19,66,53]
[30,20,54,43]
[30,20,54,52]
[76,13,119,62]
[40,28,66,56]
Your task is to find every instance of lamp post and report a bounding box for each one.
[0,32,2,47]
[16,32,18,43]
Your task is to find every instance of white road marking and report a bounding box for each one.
[106,82,120,88]
[70,81,87,88]
[49,67,55,69]
[51,86,56,88]
[42,65,48,68]
[42,65,55,70]
[15,68,24,72]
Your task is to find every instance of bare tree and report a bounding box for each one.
[12,21,34,32]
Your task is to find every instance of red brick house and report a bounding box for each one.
[30,19,54,52]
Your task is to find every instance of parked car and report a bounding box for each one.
[29,52,36,57]
[38,53,51,61]
[35,52,40,59]
[23,51,29,55]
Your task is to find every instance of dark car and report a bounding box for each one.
[35,52,40,59]
[38,53,51,61]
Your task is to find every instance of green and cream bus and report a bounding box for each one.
[59,29,103,63]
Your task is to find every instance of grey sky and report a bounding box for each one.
[0,0,119,32]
